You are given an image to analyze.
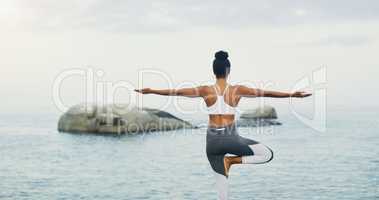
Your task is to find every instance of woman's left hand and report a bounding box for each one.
[291,91,312,98]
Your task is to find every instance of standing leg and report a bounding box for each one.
[214,171,228,200]
[207,154,230,200]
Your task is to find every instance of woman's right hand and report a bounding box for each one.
[134,88,152,94]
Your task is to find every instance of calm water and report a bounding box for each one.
[0,107,378,200]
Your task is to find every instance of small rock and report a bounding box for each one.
[237,106,281,127]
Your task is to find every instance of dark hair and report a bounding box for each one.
[213,50,231,78]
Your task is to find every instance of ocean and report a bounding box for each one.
[0,107,378,200]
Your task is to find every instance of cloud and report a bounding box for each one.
[300,35,375,47]
[2,0,379,32]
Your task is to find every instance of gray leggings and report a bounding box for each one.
[206,123,274,176]
[206,124,274,199]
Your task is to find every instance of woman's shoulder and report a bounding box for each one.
[199,84,241,89]
[229,84,248,90]
[198,85,213,92]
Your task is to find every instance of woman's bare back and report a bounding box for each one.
[202,84,241,127]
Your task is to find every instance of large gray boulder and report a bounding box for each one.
[58,104,195,134]
[237,106,281,127]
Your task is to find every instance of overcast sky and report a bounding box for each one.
[0,0,378,114]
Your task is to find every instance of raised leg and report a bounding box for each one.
[224,143,273,178]
[241,143,273,164]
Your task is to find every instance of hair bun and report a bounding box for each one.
[215,51,228,60]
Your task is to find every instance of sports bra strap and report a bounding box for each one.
[213,84,229,96]
[222,84,229,96]
[213,85,220,95]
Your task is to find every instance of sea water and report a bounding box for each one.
[0,107,378,200]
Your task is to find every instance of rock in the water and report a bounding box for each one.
[58,104,195,134]
[237,106,281,127]
[240,105,278,119]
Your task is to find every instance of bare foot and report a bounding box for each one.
[223,156,232,177]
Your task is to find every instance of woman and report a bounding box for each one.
[135,51,311,199]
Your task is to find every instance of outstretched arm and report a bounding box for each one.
[134,86,204,98]
[236,85,311,98]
